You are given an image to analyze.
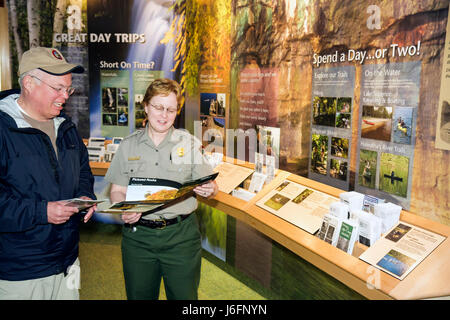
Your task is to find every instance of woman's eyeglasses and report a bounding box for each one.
[150,104,178,116]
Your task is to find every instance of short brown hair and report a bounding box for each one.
[143,78,182,110]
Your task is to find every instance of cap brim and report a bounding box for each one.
[38,64,84,75]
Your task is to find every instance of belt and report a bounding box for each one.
[134,214,190,229]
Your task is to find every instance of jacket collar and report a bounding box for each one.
[0,93,67,132]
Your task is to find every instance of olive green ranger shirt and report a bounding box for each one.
[105,126,213,220]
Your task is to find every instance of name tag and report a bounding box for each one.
[128,156,141,161]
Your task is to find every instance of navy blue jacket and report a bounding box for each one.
[0,93,95,281]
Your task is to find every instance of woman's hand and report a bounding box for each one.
[78,196,97,223]
[121,212,142,224]
[193,181,218,199]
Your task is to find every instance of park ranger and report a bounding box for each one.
[105,78,218,300]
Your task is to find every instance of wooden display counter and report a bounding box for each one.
[89,161,109,176]
[89,160,450,300]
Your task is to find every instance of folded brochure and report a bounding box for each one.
[99,172,219,214]
[63,198,105,210]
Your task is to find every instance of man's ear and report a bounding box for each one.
[22,75,35,93]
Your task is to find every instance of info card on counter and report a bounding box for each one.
[359,221,446,280]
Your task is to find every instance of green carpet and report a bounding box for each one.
[78,221,265,300]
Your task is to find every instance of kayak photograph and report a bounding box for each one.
[393,107,414,145]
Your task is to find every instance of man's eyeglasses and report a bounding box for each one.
[150,104,178,116]
[30,75,75,96]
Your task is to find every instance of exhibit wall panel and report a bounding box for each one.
[222,0,450,226]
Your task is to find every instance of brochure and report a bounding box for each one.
[351,209,382,247]
[336,219,359,254]
[63,198,105,210]
[317,213,343,246]
[362,195,385,214]
[359,221,446,280]
[99,172,219,214]
[248,171,267,193]
[255,180,338,234]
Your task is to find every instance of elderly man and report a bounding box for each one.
[0,47,96,299]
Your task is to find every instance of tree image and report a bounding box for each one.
[311,134,328,175]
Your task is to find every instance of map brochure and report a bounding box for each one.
[99,172,219,214]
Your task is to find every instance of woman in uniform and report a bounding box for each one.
[105,78,218,300]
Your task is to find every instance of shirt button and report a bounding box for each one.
[155,162,158,166]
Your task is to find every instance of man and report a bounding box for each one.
[0,47,96,299]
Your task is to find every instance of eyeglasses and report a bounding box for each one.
[150,104,178,116]
[30,75,75,96]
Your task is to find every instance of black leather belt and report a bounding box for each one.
[135,214,190,229]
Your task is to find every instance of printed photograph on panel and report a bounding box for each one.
[361,106,393,142]
[358,149,377,189]
[379,153,409,198]
[311,134,328,175]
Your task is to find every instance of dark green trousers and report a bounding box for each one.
[121,214,202,300]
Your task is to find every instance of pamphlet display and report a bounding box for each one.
[329,201,349,219]
[265,155,276,182]
[359,222,446,280]
[374,202,402,234]
[99,172,218,214]
[232,188,256,201]
[339,191,364,213]
[255,180,338,234]
[351,210,382,247]
[362,194,385,214]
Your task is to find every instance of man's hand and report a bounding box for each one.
[47,201,79,224]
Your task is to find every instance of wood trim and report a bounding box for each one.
[0,6,12,90]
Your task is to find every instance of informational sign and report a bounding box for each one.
[355,61,421,209]
[100,69,130,137]
[308,65,356,191]
[238,66,279,130]
[256,179,338,234]
[359,221,446,280]
[87,0,177,138]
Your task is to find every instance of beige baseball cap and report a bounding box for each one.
[18,47,84,76]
